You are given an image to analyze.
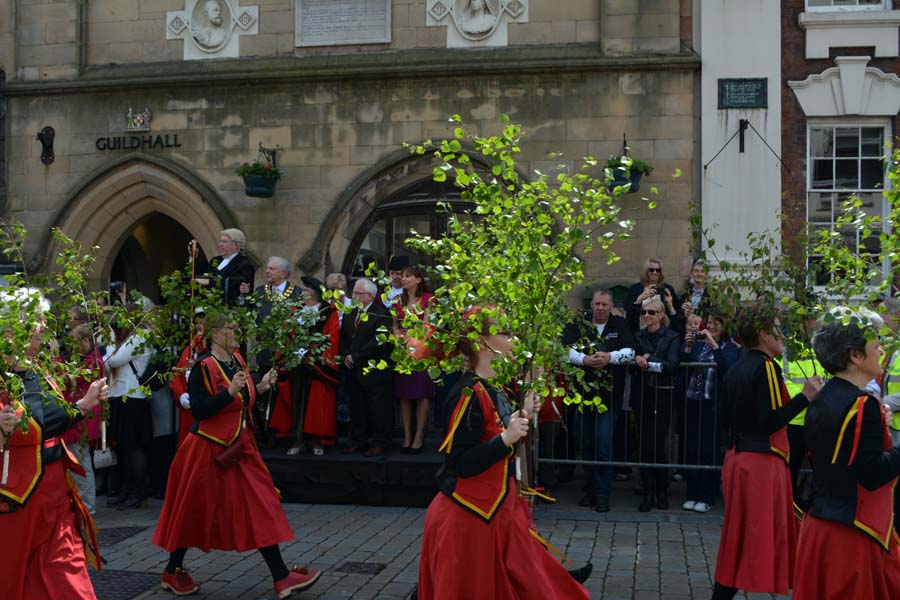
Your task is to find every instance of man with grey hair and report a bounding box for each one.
[562,288,635,512]
[340,277,394,456]
[248,257,302,445]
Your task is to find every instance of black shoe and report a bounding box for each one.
[567,561,594,584]
[117,495,147,509]
[106,491,128,506]
[409,445,423,455]
[656,493,669,510]
[578,493,595,508]
[594,496,610,513]
[638,496,654,512]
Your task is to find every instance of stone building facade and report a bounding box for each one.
[1,0,698,300]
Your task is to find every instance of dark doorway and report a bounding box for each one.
[109,213,206,304]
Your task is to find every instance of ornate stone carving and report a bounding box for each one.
[789,56,900,116]
[426,0,529,48]
[126,107,153,132]
[166,0,259,61]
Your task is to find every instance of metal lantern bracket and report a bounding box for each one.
[257,142,277,169]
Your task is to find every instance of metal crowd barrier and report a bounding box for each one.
[534,362,726,475]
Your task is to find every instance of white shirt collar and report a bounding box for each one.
[217,254,236,271]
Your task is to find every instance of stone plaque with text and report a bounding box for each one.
[296,0,391,47]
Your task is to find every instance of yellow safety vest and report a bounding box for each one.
[784,357,823,426]
[882,352,900,431]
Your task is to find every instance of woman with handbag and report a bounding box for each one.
[152,316,321,598]
[0,288,109,600]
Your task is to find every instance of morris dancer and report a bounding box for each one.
[711,303,822,599]
[793,308,900,599]
[152,316,320,598]
[0,289,108,600]
[417,309,589,600]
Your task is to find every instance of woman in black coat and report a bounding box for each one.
[188,228,256,307]
[625,257,682,333]
[633,297,681,511]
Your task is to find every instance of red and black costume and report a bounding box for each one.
[169,335,208,448]
[297,303,341,445]
[152,352,292,553]
[793,378,900,599]
[713,349,809,595]
[417,373,588,600]
[0,370,100,600]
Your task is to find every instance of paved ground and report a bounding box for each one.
[89,478,790,600]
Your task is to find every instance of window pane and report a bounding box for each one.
[807,0,830,5]
[808,256,831,286]
[835,128,859,157]
[808,192,832,222]
[858,192,882,219]
[834,159,858,189]
[812,159,833,189]
[809,127,833,157]
[861,232,881,254]
[839,226,857,252]
[860,159,884,189]
[393,215,434,267]
[861,128,884,157]
[354,219,387,276]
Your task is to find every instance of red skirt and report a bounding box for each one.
[0,461,96,600]
[152,428,293,553]
[794,515,900,599]
[418,480,589,600]
[714,449,797,594]
[302,379,336,443]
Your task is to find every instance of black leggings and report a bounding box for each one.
[166,545,289,581]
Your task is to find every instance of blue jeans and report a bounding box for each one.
[581,409,619,498]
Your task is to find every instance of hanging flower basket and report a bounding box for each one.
[242,174,278,198]
[606,155,653,194]
[236,160,282,198]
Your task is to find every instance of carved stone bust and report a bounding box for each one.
[458,0,497,35]
[191,0,231,50]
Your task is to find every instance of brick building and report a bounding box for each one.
[0,0,698,300]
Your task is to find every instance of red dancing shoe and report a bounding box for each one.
[274,565,321,598]
[161,567,200,596]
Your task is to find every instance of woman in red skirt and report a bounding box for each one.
[417,309,589,600]
[0,289,108,600]
[712,303,822,600]
[152,317,321,598]
[793,308,900,599]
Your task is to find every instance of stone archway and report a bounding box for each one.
[45,155,235,290]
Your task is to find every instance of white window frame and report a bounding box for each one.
[805,119,892,290]
[805,0,891,10]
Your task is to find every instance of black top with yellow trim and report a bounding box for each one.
[806,377,900,551]
[188,352,256,447]
[438,372,515,523]
[725,349,809,463]
[0,370,84,507]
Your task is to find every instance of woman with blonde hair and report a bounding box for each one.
[625,257,680,332]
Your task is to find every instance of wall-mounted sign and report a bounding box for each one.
[96,135,182,151]
[718,78,767,109]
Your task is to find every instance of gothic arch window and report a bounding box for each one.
[342,179,472,277]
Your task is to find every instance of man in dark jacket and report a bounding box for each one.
[563,289,635,512]
[340,277,394,456]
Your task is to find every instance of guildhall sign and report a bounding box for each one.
[95,106,182,151]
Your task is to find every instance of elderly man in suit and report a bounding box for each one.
[246,257,303,444]
[341,277,394,457]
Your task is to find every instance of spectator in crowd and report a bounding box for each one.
[152,316,321,598]
[633,296,681,512]
[393,265,436,454]
[248,257,302,446]
[0,289,108,600]
[564,289,634,513]
[188,229,255,307]
[625,257,681,333]
[62,324,105,515]
[109,280,128,306]
[712,303,822,600]
[679,312,739,513]
[104,304,154,509]
[341,278,394,457]
[878,297,900,445]
[325,272,352,432]
[289,276,341,456]
[169,313,208,448]
[793,308,900,599]
[385,256,409,304]
[417,308,589,600]
[679,259,711,318]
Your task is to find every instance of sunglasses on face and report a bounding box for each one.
[647,268,661,273]
[641,309,658,316]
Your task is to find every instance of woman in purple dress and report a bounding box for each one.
[392,266,436,454]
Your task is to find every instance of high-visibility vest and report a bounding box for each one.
[882,352,900,431]
[784,357,823,426]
